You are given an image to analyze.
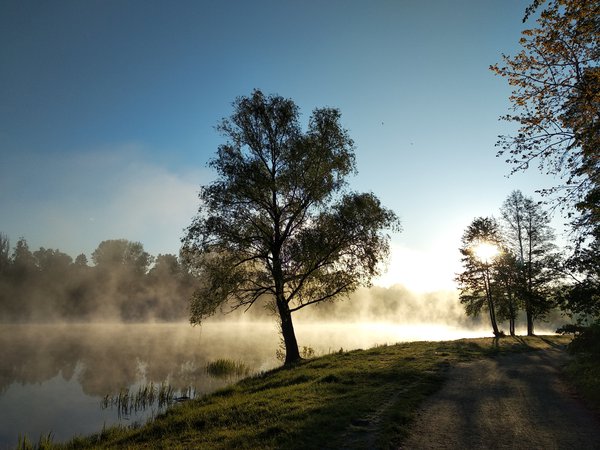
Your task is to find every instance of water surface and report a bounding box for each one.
[0,321,489,448]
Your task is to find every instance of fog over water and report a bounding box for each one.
[0,285,566,448]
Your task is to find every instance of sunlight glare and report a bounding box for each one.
[374,244,460,292]
[473,242,499,264]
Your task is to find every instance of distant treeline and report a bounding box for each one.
[0,234,197,322]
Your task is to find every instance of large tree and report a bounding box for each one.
[500,190,557,335]
[182,90,399,365]
[491,0,600,327]
[491,0,600,241]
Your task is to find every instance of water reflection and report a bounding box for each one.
[0,322,282,448]
[0,321,490,448]
[0,323,282,396]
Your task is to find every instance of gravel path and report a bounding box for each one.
[401,348,600,449]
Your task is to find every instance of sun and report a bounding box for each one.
[472,242,499,264]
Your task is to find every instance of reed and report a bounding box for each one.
[16,432,54,450]
[101,381,194,417]
[205,358,250,378]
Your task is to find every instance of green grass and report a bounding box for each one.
[565,356,600,410]
[25,335,574,450]
[205,359,251,379]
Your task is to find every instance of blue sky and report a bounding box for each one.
[0,1,563,291]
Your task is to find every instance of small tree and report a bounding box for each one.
[91,239,154,320]
[182,90,399,365]
[456,217,503,336]
[34,248,73,274]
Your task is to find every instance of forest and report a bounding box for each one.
[0,235,196,322]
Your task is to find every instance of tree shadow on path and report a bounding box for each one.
[401,346,600,449]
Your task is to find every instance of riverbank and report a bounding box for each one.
[21,335,579,449]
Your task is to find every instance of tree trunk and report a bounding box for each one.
[506,289,516,336]
[488,299,500,336]
[509,300,515,336]
[484,270,500,336]
[276,298,301,365]
[272,236,301,365]
[526,306,535,336]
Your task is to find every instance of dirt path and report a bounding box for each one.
[401,348,600,449]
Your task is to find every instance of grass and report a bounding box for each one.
[22,335,576,450]
[565,356,600,410]
[205,359,251,379]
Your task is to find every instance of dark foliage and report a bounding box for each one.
[0,236,196,322]
[568,322,600,356]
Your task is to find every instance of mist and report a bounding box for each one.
[0,236,196,323]
[0,234,567,335]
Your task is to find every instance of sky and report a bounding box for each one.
[0,0,566,293]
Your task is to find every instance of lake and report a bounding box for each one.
[0,321,492,448]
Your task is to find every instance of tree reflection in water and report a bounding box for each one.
[0,323,279,397]
[0,322,280,447]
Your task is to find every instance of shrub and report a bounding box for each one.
[568,323,600,356]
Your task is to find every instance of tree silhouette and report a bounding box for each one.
[494,250,521,336]
[500,190,557,335]
[456,217,503,336]
[91,239,153,275]
[182,90,399,365]
[0,233,9,275]
[0,234,195,322]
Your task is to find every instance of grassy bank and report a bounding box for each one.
[27,336,572,450]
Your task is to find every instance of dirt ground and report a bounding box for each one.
[400,347,600,449]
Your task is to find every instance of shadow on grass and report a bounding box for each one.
[539,336,566,350]
[274,354,444,450]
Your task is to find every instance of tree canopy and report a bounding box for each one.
[91,239,153,275]
[182,90,399,365]
[491,0,600,240]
